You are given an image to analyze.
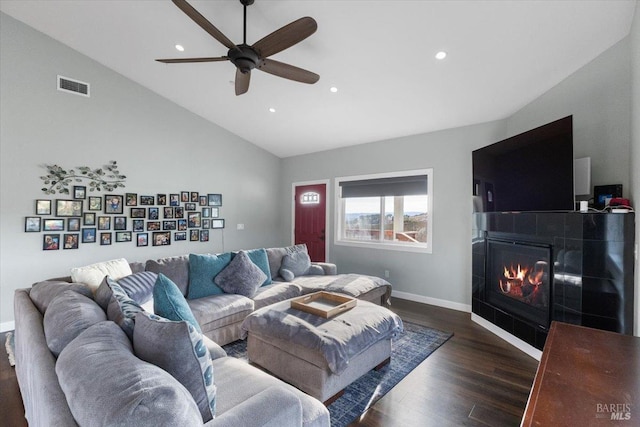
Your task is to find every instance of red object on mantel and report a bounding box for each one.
[609,197,631,207]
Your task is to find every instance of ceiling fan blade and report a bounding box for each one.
[172,0,237,50]
[258,59,319,84]
[156,56,229,63]
[235,69,251,96]
[253,17,317,58]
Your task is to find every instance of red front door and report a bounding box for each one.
[294,183,326,262]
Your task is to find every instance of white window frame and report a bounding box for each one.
[334,169,433,253]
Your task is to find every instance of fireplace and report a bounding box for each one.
[486,239,551,329]
[472,212,635,352]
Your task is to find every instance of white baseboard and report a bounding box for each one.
[0,321,15,333]
[391,290,471,313]
[471,313,542,361]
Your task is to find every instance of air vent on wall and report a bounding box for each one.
[57,75,90,97]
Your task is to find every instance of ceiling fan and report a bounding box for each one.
[156,0,319,96]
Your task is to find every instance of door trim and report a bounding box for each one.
[291,179,331,262]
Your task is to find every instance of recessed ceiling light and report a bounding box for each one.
[435,51,447,60]
[269,107,276,113]
[330,86,338,93]
[175,44,185,52]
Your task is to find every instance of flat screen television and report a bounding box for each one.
[473,116,574,212]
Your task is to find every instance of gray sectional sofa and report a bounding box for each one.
[13,244,392,427]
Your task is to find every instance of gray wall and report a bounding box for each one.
[0,13,283,327]
[630,1,640,334]
[281,32,634,309]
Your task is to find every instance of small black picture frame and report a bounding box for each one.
[116,231,132,243]
[133,219,145,232]
[63,233,79,249]
[100,232,112,246]
[157,194,167,206]
[137,233,148,247]
[36,199,52,215]
[82,228,97,243]
[114,216,127,231]
[43,218,64,231]
[175,231,187,241]
[190,229,200,241]
[181,192,189,203]
[152,231,171,246]
[199,195,207,206]
[211,219,225,229]
[88,196,102,211]
[147,221,161,231]
[97,216,111,230]
[208,194,222,207]
[56,199,83,217]
[175,207,184,218]
[140,195,155,206]
[126,193,138,206]
[163,207,174,219]
[25,217,41,232]
[73,186,86,200]
[43,234,60,250]
[177,219,187,231]
[185,203,196,211]
[104,195,124,214]
[202,219,211,229]
[163,220,177,231]
[170,194,180,206]
[67,218,81,232]
[83,212,96,226]
[130,208,146,218]
[148,207,159,220]
[190,192,199,202]
[200,229,209,242]
[187,212,201,228]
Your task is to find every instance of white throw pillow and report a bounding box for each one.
[71,258,132,292]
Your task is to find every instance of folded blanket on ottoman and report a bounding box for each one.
[241,298,403,374]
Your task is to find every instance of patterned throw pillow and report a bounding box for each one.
[96,276,144,339]
[214,251,267,298]
[153,273,202,333]
[134,312,216,422]
[117,271,158,305]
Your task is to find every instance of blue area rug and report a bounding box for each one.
[223,321,453,427]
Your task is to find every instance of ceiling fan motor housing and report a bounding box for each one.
[228,45,262,74]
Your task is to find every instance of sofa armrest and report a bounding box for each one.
[205,386,302,427]
[202,335,227,360]
[312,262,337,276]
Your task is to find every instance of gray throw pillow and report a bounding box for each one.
[134,312,217,422]
[30,280,93,314]
[96,276,144,340]
[214,251,267,298]
[117,271,158,305]
[145,255,190,296]
[43,290,107,357]
[279,251,312,282]
[56,322,202,426]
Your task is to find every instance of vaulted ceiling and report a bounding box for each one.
[1,1,636,157]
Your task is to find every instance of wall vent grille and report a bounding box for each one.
[57,75,90,97]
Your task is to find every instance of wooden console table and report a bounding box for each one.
[522,321,639,425]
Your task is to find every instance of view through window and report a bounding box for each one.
[336,170,432,252]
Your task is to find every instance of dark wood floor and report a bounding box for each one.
[0,299,538,427]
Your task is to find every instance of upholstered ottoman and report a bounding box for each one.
[241,295,404,403]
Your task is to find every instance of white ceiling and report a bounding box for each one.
[1,1,636,158]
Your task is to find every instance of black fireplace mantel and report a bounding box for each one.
[472,211,635,350]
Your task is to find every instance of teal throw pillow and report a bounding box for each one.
[187,253,232,299]
[239,248,272,286]
[153,273,201,333]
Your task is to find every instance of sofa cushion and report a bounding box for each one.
[145,254,190,296]
[154,273,202,333]
[214,251,267,298]
[56,322,203,426]
[43,290,106,357]
[266,244,308,280]
[187,253,232,299]
[29,280,93,314]
[280,251,324,282]
[95,276,145,339]
[253,283,303,310]
[118,271,158,305]
[70,258,132,292]
[241,248,272,286]
[187,294,253,331]
[134,312,216,422]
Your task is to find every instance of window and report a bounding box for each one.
[335,169,433,253]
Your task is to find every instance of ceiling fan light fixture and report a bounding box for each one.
[435,51,447,60]
[175,44,185,52]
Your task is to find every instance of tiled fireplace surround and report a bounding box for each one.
[472,212,635,351]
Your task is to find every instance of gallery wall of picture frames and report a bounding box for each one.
[26,188,224,251]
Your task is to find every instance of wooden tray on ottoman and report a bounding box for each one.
[291,291,357,318]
